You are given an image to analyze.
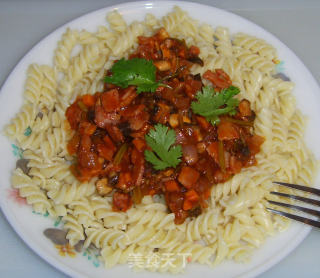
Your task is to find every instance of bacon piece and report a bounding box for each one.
[82,94,96,107]
[185,78,202,99]
[166,191,184,213]
[203,69,232,90]
[132,138,146,152]
[77,135,100,169]
[154,102,170,124]
[105,124,124,143]
[174,209,188,225]
[178,166,200,189]
[116,171,133,191]
[96,135,116,161]
[120,104,149,131]
[129,111,149,131]
[183,189,199,210]
[113,192,132,212]
[165,181,180,192]
[67,133,80,155]
[182,145,198,165]
[217,121,240,140]
[206,141,219,163]
[120,86,137,108]
[189,45,200,56]
[66,101,83,129]
[196,116,211,130]
[238,99,252,117]
[94,105,120,128]
[130,123,150,138]
[246,134,265,155]
[101,89,120,112]
[229,155,242,174]
[78,121,96,136]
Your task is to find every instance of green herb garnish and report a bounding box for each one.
[191,85,240,125]
[144,124,182,170]
[104,58,167,94]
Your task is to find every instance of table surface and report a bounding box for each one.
[1,0,319,277]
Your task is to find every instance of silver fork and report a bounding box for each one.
[267,181,320,228]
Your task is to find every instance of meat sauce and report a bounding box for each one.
[65,28,264,224]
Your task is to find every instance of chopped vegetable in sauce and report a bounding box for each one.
[65,27,264,224]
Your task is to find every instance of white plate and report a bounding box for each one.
[0,1,320,278]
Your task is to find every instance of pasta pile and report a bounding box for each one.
[4,6,318,273]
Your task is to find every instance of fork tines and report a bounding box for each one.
[273,181,320,196]
[267,181,320,229]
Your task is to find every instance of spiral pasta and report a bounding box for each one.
[4,104,37,143]
[214,27,233,57]
[101,244,153,268]
[4,6,318,274]
[233,33,277,60]
[54,28,79,71]
[24,64,45,105]
[84,226,128,250]
[108,21,145,57]
[63,214,85,246]
[107,10,127,33]
[47,180,96,204]
[185,208,221,242]
[11,168,51,213]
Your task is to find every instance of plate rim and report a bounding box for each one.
[0,1,317,278]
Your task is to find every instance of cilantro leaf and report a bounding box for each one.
[191,85,240,125]
[144,124,182,170]
[104,58,165,94]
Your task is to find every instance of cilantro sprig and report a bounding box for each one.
[191,85,240,125]
[104,58,167,94]
[144,124,182,170]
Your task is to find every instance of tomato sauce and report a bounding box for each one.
[65,28,264,224]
